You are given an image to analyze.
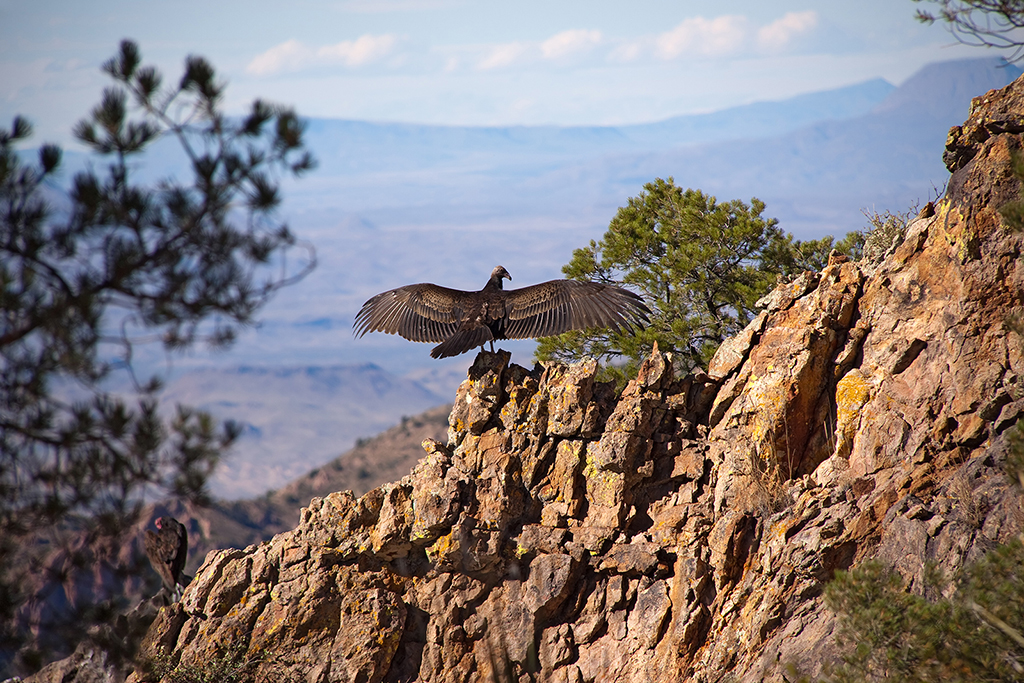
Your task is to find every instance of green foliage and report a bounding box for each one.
[535,178,860,382]
[825,562,959,682]
[0,40,314,674]
[818,415,1024,682]
[1007,421,1024,490]
[822,539,1024,682]
[140,644,296,683]
[914,0,1024,62]
[999,150,1024,234]
[789,231,866,271]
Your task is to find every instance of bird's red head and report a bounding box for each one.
[155,517,164,530]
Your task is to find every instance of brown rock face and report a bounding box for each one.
[128,77,1024,683]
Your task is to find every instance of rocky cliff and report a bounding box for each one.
[120,77,1024,683]
[144,403,453,582]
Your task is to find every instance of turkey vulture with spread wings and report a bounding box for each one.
[354,265,650,358]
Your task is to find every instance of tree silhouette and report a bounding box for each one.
[0,40,315,675]
[914,0,1024,62]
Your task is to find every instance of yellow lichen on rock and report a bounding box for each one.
[833,368,873,460]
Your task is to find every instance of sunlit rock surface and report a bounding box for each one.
[114,75,1024,683]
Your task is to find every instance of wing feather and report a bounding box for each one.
[583,289,614,327]
[569,295,591,329]
[354,283,474,343]
[501,279,649,339]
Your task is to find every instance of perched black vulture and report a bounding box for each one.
[144,516,188,599]
[354,265,650,358]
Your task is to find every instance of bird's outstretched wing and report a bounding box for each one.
[354,283,478,343]
[502,279,650,339]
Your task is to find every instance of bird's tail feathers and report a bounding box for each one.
[431,325,493,358]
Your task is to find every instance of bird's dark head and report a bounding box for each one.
[490,265,512,289]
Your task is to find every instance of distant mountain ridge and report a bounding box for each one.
[619,78,896,147]
[302,78,897,174]
[872,57,1021,116]
[599,57,1023,236]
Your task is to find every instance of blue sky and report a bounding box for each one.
[0,0,998,145]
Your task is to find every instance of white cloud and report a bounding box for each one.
[757,11,819,52]
[656,15,749,59]
[541,29,602,60]
[247,35,398,76]
[247,40,314,76]
[245,13,822,79]
[317,35,398,66]
[472,28,602,70]
[478,42,530,70]
[608,41,644,63]
[648,11,821,61]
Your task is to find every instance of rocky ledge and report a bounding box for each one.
[121,77,1024,683]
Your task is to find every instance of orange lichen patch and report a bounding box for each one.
[743,370,790,449]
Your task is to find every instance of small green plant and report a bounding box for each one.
[999,150,1024,233]
[139,643,293,683]
[821,538,1024,682]
[860,208,914,264]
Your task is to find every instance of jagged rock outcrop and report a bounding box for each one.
[124,78,1024,683]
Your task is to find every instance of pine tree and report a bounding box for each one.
[535,177,852,383]
[0,40,315,675]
